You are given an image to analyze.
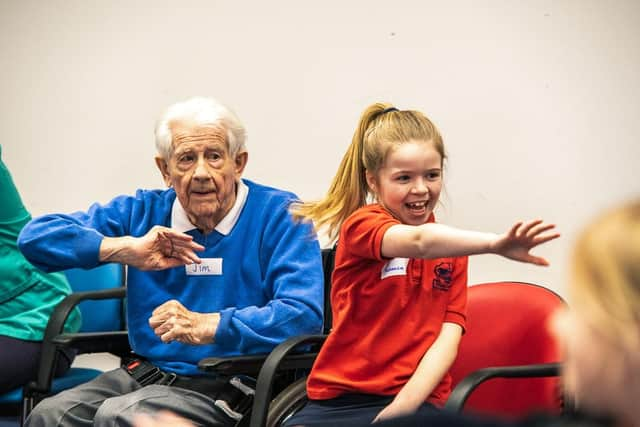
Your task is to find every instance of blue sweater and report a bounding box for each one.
[18,179,323,375]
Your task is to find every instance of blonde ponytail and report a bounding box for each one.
[291,103,394,240]
[292,102,445,241]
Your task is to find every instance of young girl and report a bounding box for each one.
[285,103,560,426]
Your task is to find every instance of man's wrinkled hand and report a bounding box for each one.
[100,226,205,271]
[148,299,220,345]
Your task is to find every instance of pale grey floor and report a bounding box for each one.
[72,353,121,371]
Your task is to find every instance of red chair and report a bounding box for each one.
[445,282,564,418]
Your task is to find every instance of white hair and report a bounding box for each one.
[154,97,247,159]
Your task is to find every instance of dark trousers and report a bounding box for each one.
[0,335,74,393]
[283,394,440,427]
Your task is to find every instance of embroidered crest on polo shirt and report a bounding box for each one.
[432,262,453,291]
[381,257,409,279]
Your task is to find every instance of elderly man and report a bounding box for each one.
[18,97,324,427]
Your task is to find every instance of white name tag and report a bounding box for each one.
[185,258,223,276]
[381,257,409,279]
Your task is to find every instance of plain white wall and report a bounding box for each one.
[2,0,639,298]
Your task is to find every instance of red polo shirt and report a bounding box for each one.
[306,204,468,407]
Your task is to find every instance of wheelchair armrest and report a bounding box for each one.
[199,351,321,377]
[444,362,561,413]
[250,334,327,427]
[29,287,127,395]
[52,331,130,356]
[199,354,270,376]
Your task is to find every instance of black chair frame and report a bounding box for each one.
[444,363,562,412]
[21,266,130,425]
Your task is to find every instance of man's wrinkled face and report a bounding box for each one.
[155,122,247,230]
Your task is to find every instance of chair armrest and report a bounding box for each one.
[52,331,130,356]
[199,354,270,376]
[444,362,561,413]
[250,334,327,427]
[199,352,321,377]
[28,287,127,395]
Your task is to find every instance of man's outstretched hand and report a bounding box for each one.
[99,226,204,270]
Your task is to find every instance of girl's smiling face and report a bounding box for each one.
[366,139,443,225]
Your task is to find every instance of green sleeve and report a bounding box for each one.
[0,145,30,225]
[0,144,81,336]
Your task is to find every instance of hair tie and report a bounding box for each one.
[372,107,399,122]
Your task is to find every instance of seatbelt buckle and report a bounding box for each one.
[124,359,164,386]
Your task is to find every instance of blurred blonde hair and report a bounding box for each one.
[570,199,640,349]
[292,102,445,240]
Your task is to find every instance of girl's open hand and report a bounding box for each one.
[492,220,560,266]
[372,401,415,424]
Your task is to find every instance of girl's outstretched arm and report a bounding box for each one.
[373,322,463,423]
[381,219,559,265]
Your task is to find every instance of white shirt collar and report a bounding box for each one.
[170,179,248,235]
